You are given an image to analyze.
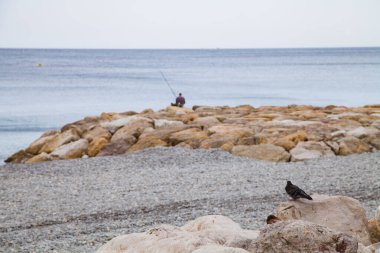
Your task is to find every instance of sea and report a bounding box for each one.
[0,48,379,163]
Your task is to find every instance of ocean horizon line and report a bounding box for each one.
[1,46,380,51]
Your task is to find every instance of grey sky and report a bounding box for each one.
[0,0,379,49]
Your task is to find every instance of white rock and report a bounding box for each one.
[290,141,335,162]
[347,127,380,139]
[101,116,153,133]
[271,119,322,127]
[51,139,89,159]
[154,119,184,129]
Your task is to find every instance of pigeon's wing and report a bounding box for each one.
[296,188,313,200]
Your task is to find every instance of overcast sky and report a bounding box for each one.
[0,0,379,49]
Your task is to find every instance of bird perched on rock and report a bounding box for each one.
[285,181,313,200]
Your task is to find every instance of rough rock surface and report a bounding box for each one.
[5,104,380,163]
[276,194,371,245]
[232,144,290,162]
[250,220,358,253]
[97,215,259,253]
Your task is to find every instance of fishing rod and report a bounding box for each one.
[160,71,177,98]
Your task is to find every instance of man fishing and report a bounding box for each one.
[172,93,185,107]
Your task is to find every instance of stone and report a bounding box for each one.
[192,116,220,128]
[371,121,380,130]
[200,133,241,149]
[139,125,192,142]
[128,136,168,152]
[101,116,153,133]
[5,150,33,163]
[271,119,323,127]
[169,128,208,148]
[88,137,109,157]
[290,141,335,162]
[98,137,137,156]
[376,206,380,231]
[83,126,111,142]
[338,136,371,156]
[207,125,253,136]
[96,215,259,253]
[165,106,194,115]
[272,139,296,151]
[276,194,371,245]
[369,137,380,150]
[25,152,51,164]
[220,142,234,152]
[50,139,89,160]
[366,242,380,253]
[231,144,290,162]
[111,119,153,142]
[249,220,358,253]
[347,127,380,139]
[25,133,58,155]
[326,141,340,154]
[40,129,80,154]
[154,119,184,129]
[368,218,380,243]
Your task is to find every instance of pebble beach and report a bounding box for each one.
[1,147,379,252]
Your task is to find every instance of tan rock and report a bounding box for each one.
[326,141,340,154]
[338,136,371,155]
[200,133,242,149]
[98,137,137,156]
[282,130,308,144]
[165,106,194,115]
[276,194,371,245]
[25,152,51,164]
[371,121,380,130]
[369,137,380,150]
[271,119,323,127]
[207,125,253,136]
[128,136,168,152]
[250,220,358,253]
[40,129,80,154]
[290,141,335,162]
[175,142,193,149]
[376,206,380,231]
[231,144,290,162]
[139,125,192,142]
[192,116,220,128]
[83,126,111,142]
[368,218,380,243]
[5,150,33,163]
[88,137,109,157]
[220,142,234,152]
[272,139,296,151]
[25,133,58,155]
[111,119,153,142]
[50,139,89,160]
[169,128,208,148]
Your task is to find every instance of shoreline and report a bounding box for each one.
[1,147,379,252]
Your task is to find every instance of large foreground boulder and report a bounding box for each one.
[276,194,371,245]
[249,220,358,253]
[96,215,259,253]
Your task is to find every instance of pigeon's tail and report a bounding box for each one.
[305,195,313,200]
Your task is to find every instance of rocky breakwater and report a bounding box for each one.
[96,197,380,253]
[5,104,380,164]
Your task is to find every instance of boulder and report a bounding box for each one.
[40,129,80,153]
[50,139,89,160]
[376,206,380,231]
[166,106,194,115]
[347,127,380,139]
[207,125,253,136]
[276,194,371,245]
[5,150,33,163]
[338,136,371,156]
[25,152,51,164]
[88,137,109,157]
[83,126,111,142]
[290,141,335,162]
[25,132,58,155]
[96,215,259,253]
[139,125,192,142]
[271,119,323,127]
[98,137,136,156]
[272,139,296,151]
[169,128,208,148]
[111,119,153,142]
[249,220,358,253]
[192,116,220,128]
[200,132,244,149]
[154,119,184,129]
[368,218,380,243]
[101,116,153,133]
[128,136,168,152]
[231,144,290,162]
[369,137,380,150]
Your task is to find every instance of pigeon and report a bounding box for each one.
[285,181,313,200]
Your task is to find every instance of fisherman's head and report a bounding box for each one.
[179,93,182,96]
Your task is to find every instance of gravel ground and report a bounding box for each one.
[0,147,379,253]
